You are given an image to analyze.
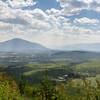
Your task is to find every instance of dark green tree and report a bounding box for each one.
[40,69,57,100]
[18,76,25,96]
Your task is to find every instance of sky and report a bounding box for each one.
[0,0,100,49]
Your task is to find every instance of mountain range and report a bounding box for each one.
[0,38,100,54]
[63,43,100,52]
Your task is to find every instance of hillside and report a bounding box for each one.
[0,38,49,54]
[75,60,100,74]
[51,51,100,62]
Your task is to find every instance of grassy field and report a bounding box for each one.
[71,60,100,86]
[74,60,100,75]
[24,63,70,76]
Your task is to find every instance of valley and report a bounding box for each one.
[0,50,100,86]
[0,39,100,99]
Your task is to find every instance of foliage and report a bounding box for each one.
[0,72,23,100]
[18,76,26,96]
[2,72,100,100]
[39,78,57,100]
[18,77,100,100]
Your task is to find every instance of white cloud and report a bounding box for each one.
[6,0,37,8]
[0,1,51,30]
[74,17,99,24]
[56,0,100,15]
[46,8,61,16]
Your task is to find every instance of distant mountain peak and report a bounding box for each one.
[12,38,22,40]
[0,38,49,54]
[8,38,29,42]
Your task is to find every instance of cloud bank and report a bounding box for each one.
[0,0,100,49]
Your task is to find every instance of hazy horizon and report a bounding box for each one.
[1,38,100,52]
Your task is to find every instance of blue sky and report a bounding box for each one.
[0,0,100,49]
[34,0,61,10]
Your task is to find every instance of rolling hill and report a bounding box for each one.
[51,51,100,62]
[74,60,100,74]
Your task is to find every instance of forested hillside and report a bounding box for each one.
[1,72,100,100]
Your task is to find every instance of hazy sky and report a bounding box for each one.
[0,0,100,49]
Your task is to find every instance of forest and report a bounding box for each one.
[1,72,100,100]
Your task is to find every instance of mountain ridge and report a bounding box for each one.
[1,38,100,54]
[0,38,49,54]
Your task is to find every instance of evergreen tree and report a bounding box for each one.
[40,69,57,100]
[18,76,25,96]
